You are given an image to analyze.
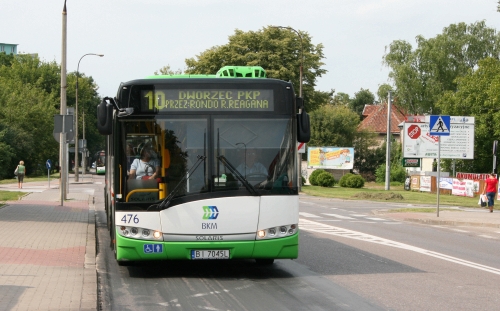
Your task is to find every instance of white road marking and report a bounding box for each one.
[299,212,322,218]
[191,290,230,297]
[365,217,387,221]
[300,218,500,275]
[322,213,354,219]
[350,214,367,217]
[478,235,495,239]
[451,229,469,233]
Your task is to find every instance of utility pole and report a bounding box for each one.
[59,0,68,204]
[385,91,392,190]
[270,25,304,191]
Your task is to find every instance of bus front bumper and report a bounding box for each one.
[115,232,299,262]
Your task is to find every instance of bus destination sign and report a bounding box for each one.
[142,89,274,112]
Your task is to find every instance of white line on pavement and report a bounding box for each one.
[300,218,500,276]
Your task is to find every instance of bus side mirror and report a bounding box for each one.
[297,109,310,143]
[97,98,114,135]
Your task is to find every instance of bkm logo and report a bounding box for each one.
[203,206,219,220]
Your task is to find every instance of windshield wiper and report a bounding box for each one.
[148,155,206,210]
[217,155,258,196]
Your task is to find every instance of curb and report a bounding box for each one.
[401,217,500,228]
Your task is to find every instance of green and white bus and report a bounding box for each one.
[97,66,310,265]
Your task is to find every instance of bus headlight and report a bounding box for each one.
[117,226,163,241]
[256,224,298,240]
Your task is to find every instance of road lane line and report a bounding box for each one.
[299,212,322,218]
[322,213,354,219]
[300,218,500,275]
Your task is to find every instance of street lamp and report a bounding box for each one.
[74,53,103,181]
[270,26,303,98]
[270,26,304,190]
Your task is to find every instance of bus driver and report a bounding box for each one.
[128,142,160,180]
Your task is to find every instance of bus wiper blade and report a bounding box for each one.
[217,155,258,196]
[148,155,206,211]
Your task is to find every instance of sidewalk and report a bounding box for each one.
[376,205,500,228]
[0,173,98,311]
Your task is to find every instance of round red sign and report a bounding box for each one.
[407,124,421,139]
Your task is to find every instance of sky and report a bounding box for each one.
[2,0,500,101]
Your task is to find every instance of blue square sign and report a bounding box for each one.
[143,244,163,254]
[429,115,451,136]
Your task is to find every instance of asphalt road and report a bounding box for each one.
[95,188,500,310]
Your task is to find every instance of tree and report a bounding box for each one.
[436,57,500,173]
[0,54,104,178]
[330,92,350,106]
[383,21,500,114]
[352,129,384,180]
[154,64,183,76]
[349,88,375,118]
[309,105,360,147]
[184,27,329,111]
[377,84,393,103]
[66,73,106,159]
[0,76,58,178]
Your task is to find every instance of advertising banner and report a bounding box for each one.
[403,116,474,159]
[420,176,432,192]
[439,177,453,190]
[307,147,354,169]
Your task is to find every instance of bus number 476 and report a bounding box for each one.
[121,214,139,224]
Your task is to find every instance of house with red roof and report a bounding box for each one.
[358,102,406,146]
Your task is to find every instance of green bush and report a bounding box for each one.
[309,169,326,186]
[375,164,406,183]
[316,172,336,187]
[339,173,365,188]
[339,173,354,187]
[347,174,365,188]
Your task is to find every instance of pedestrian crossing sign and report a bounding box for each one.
[429,115,450,136]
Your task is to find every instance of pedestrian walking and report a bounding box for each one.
[484,173,498,213]
[15,160,26,189]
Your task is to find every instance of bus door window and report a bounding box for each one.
[161,119,208,197]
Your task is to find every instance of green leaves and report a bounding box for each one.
[384,21,500,115]
[184,26,327,111]
[0,54,103,178]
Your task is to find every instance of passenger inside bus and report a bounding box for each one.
[128,142,160,180]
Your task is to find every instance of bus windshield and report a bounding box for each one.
[122,116,296,205]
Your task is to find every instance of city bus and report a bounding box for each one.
[94,150,106,175]
[97,66,310,265]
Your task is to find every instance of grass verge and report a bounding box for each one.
[301,182,481,208]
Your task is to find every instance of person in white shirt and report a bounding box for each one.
[236,148,268,177]
[128,142,160,180]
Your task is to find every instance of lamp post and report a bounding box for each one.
[270,26,303,98]
[271,26,304,190]
[74,53,103,181]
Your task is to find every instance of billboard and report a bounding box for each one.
[307,147,354,169]
[403,116,474,159]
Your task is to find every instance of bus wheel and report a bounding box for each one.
[255,259,274,265]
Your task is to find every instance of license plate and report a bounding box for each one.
[191,249,230,260]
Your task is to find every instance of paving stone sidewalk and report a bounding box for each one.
[0,175,98,311]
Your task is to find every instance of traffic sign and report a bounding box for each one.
[46,159,52,170]
[429,115,450,136]
[53,114,74,143]
[298,142,306,153]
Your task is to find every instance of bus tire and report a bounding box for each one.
[255,259,274,265]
